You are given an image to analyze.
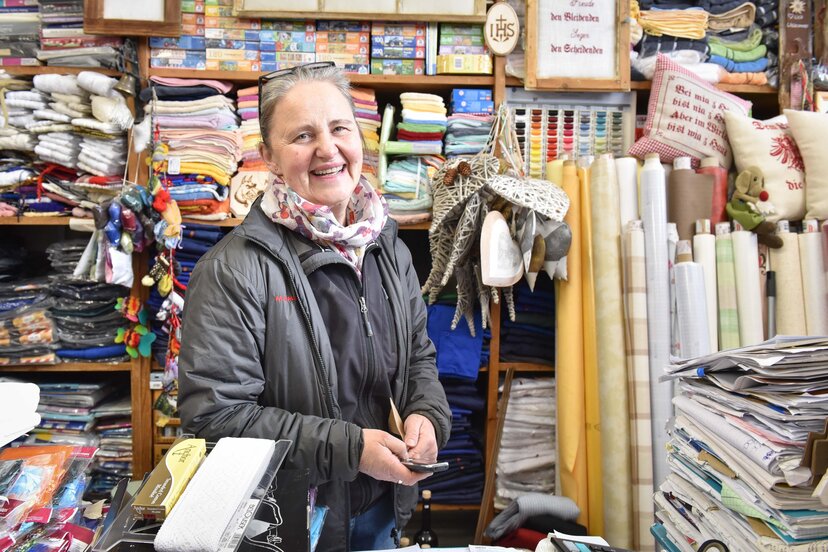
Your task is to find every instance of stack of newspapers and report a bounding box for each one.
[655,337,828,551]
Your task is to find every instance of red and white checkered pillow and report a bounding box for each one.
[628,54,752,168]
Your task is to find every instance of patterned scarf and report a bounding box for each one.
[260,176,388,278]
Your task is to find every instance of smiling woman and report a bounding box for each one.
[177,62,451,552]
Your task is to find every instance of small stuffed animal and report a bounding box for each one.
[726,166,783,248]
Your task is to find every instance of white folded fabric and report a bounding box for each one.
[6,98,48,110]
[0,134,35,151]
[0,168,35,187]
[34,109,72,123]
[71,117,122,134]
[91,95,133,129]
[8,115,36,128]
[52,92,88,104]
[51,101,88,119]
[33,73,84,95]
[77,71,118,97]
[6,90,48,102]
[154,437,275,552]
[35,143,76,166]
[27,121,74,134]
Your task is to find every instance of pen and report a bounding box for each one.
[766,271,776,338]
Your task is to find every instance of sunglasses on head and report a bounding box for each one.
[257,61,337,106]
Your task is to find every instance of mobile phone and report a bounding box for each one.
[401,460,449,473]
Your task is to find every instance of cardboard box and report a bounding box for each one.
[436,54,492,75]
[317,20,370,32]
[205,59,261,71]
[452,88,493,103]
[370,58,425,75]
[371,46,425,59]
[132,437,206,520]
[150,35,206,50]
[452,99,495,114]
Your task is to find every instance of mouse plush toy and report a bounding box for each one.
[726,166,783,248]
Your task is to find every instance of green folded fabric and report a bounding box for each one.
[708,42,767,62]
[397,122,447,133]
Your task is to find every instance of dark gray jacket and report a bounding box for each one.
[179,198,451,550]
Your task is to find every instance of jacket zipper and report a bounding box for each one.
[351,244,383,430]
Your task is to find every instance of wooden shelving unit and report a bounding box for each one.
[0,361,133,372]
[506,75,777,96]
[2,66,121,77]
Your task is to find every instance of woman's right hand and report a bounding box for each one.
[359,428,429,486]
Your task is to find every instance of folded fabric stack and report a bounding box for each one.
[31,71,130,180]
[632,0,777,87]
[229,84,269,219]
[382,155,441,225]
[36,0,122,69]
[50,280,129,363]
[0,280,58,366]
[350,87,381,186]
[0,153,37,217]
[45,239,88,274]
[444,114,493,158]
[426,303,486,504]
[87,395,132,499]
[2,86,41,152]
[144,77,241,221]
[500,279,555,366]
[397,92,447,150]
[495,377,556,510]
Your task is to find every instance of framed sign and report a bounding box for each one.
[525,0,630,91]
[84,0,181,37]
[234,0,486,22]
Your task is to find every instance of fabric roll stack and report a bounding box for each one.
[50,280,128,363]
[235,85,264,171]
[495,377,556,510]
[351,87,381,186]
[444,113,493,158]
[425,303,486,504]
[499,279,555,366]
[381,155,440,224]
[145,77,241,221]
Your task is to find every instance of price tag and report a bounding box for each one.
[167,156,181,175]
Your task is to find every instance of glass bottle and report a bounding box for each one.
[413,489,438,548]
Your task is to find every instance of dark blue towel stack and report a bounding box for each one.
[499,277,555,366]
[425,303,487,504]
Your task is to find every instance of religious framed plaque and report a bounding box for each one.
[234,0,486,22]
[525,0,630,90]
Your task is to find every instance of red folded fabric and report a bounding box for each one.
[396,129,444,141]
[493,527,547,549]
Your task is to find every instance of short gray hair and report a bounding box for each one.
[259,64,356,146]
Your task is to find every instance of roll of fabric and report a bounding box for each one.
[716,222,740,350]
[674,241,711,359]
[639,153,673,490]
[769,224,806,336]
[696,158,729,227]
[579,162,604,536]
[589,154,632,548]
[692,221,719,351]
[799,221,828,335]
[615,156,639,232]
[556,160,589,527]
[732,230,764,346]
[621,220,655,552]
[715,224,741,349]
[547,159,564,188]
[667,157,715,241]
[155,437,275,552]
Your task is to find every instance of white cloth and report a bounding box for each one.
[154,437,275,552]
[77,71,118,97]
[33,73,84,96]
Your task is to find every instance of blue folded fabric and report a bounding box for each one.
[708,55,769,73]
[427,304,483,381]
[56,343,126,359]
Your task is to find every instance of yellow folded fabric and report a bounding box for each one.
[638,9,708,40]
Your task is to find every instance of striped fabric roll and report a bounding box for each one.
[622,220,655,552]
[715,229,740,349]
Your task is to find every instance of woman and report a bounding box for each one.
[178,62,451,551]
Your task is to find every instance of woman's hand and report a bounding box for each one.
[359,428,429,486]
[402,414,438,463]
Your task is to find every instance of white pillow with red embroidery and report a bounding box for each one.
[723,111,805,223]
[784,109,828,221]
[628,54,752,168]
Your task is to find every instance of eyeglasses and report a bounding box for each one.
[257,61,337,108]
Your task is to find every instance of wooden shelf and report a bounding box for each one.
[3,66,121,77]
[0,361,133,372]
[499,361,554,373]
[507,75,776,96]
[147,68,494,90]
[0,216,72,225]
[420,503,481,512]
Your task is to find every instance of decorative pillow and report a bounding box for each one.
[724,112,805,222]
[229,170,270,217]
[783,109,828,221]
[628,54,752,169]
